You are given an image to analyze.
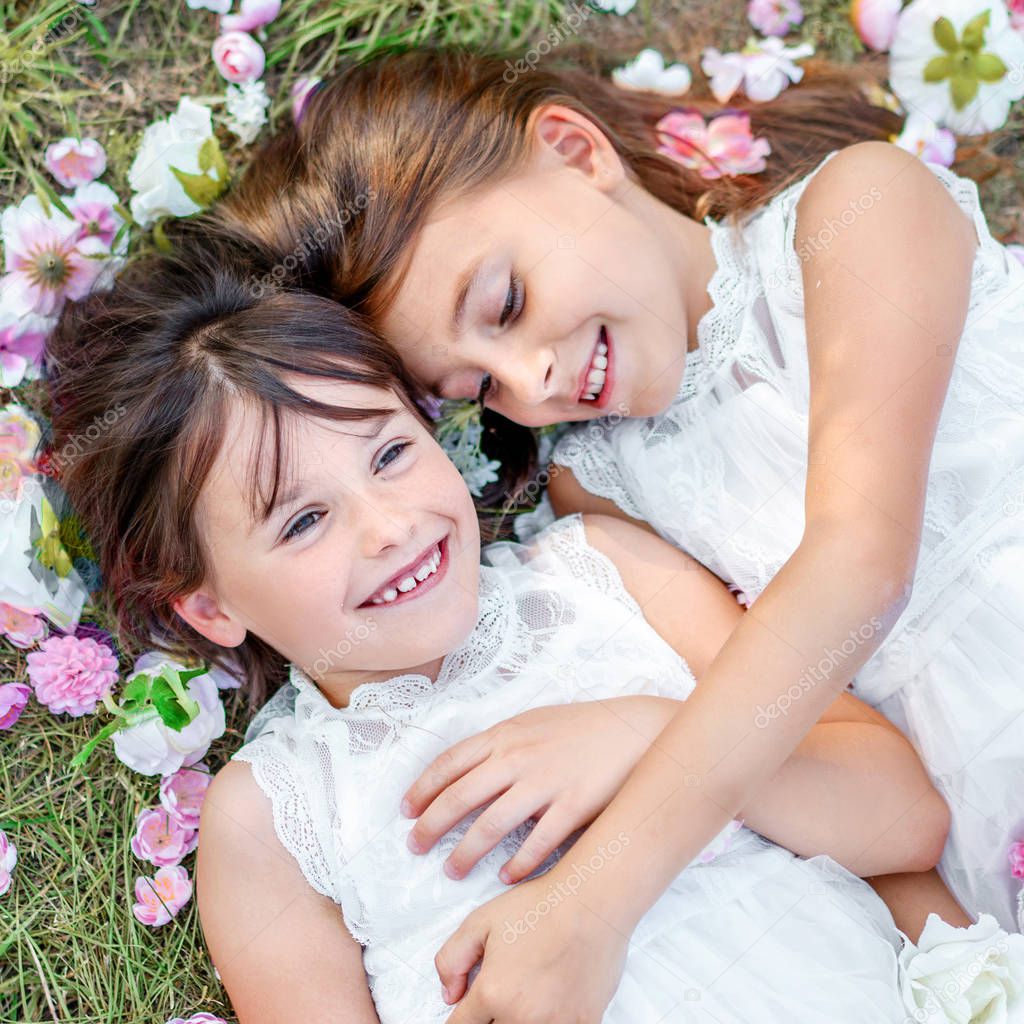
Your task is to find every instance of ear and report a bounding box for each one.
[172,589,247,648]
[529,103,626,191]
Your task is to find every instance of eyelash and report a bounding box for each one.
[281,441,413,542]
[499,273,524,328]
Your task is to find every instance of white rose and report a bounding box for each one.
[112,656,226,776]
[128,97,221,227]
[898,912,1024,1023]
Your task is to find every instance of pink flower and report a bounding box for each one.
[0,317,47,388]
[1009,0,1024,32]
[166,1014,227,1024]
[290,76,322,125]
[1010,840,1024,879]
[0,603,46,648]
[0,829,16,897]
[893,112,957,168]
[132,864,192,927]
[212,30,265,84]
[160,762,212,830]
[221,0,281,33]
[701,38,815,103]
[747,0,803,36]
[1,195,108,317]
[850,0,901,51]
[0,682,31,730]
[44,138,107,189]
[26,634,119,717]
[131,807,199,867]
[656,110,771,179]
[66,182,124,249]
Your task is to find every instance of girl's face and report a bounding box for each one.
[178,379,482,708]
[378,105,715,429]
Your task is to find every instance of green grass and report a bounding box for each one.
[0,0,1022,1021]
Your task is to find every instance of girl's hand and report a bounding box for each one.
[437,868,629,1023]
[402,697,674,882]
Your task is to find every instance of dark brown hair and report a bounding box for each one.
[45,231,428,708]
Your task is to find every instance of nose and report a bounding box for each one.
[356,491,418,561]
[494,344,556,408]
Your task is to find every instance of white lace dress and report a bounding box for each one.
[553,151,1024,930]
[234,516,911,1023]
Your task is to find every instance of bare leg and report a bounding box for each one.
[868,868,972,940]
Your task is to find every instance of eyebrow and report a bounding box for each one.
[450,256,486,335]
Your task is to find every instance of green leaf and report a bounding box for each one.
[923,54,954,82]
[70,719,124,770]
[197,135,229,185]
[950,73,979,109]
[30,175,73,219]
[150,678,192,731]
[976,52,1007,82]
[119,674,152,712]
[932,16,959,53]
[169,164,227,209]
[152,218,173,253]
[961,9,990,50]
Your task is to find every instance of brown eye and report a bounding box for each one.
[499,274,523,327]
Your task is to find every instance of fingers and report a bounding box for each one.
[500,804,579,884]
[402,737,492,819]
[436,912,487,1006]
[409,759,518,858]
[442,786,548,881]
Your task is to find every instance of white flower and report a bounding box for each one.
[128,97,224,228]
[590,0,637,13]
[889,0,1024,135]
[612,49,693,95]
[112,654,226,776]
[898,913,1024,1023]
[702,36,815,103]
[186,0,231,12]
[224,79,271,144]
[893,110,959,164]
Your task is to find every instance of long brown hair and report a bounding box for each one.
[45,231,428,708]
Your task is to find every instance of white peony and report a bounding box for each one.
[889,0,1024,135]
[898,912,1024,1023]
[128,97,224,227]
[590,0,637,13]
[111,653,227,776]
[224,79,271,144]
[612,49,693,95]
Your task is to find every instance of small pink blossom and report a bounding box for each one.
[893,112,956,168]
[747,0,803,37]
[1009,0,1024,32]
[212,30,265,84]
[0,602,46,649]
[131,806,199,867]
[221,0,281,33]
[0,317,47,388]
[44,138,107,189]
[290,76,322,124]
[850,0,901,51]
[656,110,771,179]
[0,682,31,730]
[159,762,212,830]
[166,1014,228,1024]
[1010,840,1024,879]
[132,864,193,927]
[701,38,814,103]
[66,182,123,249]
[0,829,16,897]
[26,633,119,717]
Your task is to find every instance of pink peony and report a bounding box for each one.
[290,76,322,125]
[850,0,901,51]
[0,828,17,897]
[132,864,192,927]
[166,1014,228,1024]
[747,0,803,36]
[44,137,107,189]
[0,682,31,730]
[160,762,212,830]
[26,634,119,717]
[221,0,281,33]
[656,110,771,179]
[1010,840,1024,879]
[131,807,199,868]
[211,30,265,84]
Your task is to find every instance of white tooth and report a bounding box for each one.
[597,342,607,356]
[588,368,606,385]
[382,588,398,602]
[415,562,432,582]
[397,576,417,592]
[592,355,607,370]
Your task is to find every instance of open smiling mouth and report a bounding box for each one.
[359,536,450,608]
[578,325,612,408]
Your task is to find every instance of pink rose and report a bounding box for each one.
[850,0,901,52]
[0,828,17,897]
[221,0,281,33]
[132,865,192,927]
[131,807,199,868]
[656,110,771,179]
[1010,840,1024,879]
[212,30,265,84]
[0,682,31,730]
[166,1014,228,1024]
[160,762,212,830]
[747,0,803,36]
[26,634,119,717]
[290,76,322,125]
[44,137,107,189]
